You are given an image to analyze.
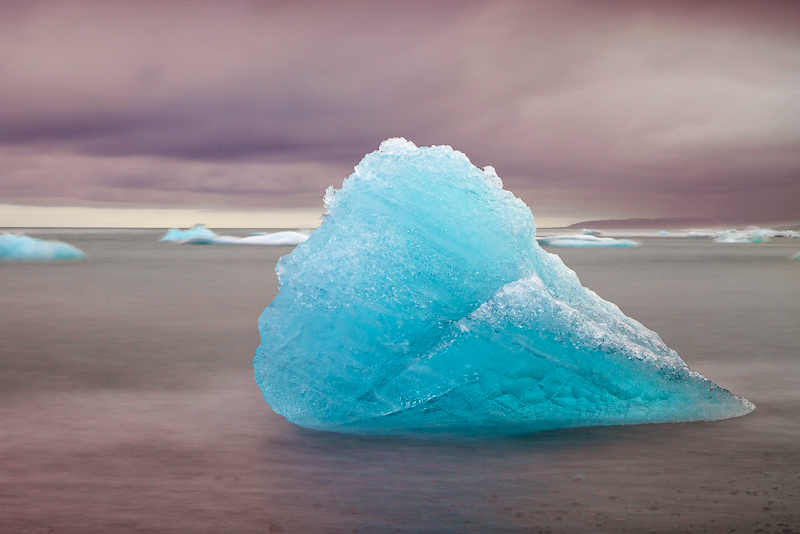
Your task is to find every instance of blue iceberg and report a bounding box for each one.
[254,138,753,435]
[537,235,639,248]
[0,233,86,261]
[160,224,218,242]
[658,230,671,236]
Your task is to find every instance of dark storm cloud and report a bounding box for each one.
[0,0,798,222]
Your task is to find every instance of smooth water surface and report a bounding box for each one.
[1,230,799,533]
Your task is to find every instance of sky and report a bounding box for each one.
[1,0,798,227]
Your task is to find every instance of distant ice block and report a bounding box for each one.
[714,228,772,244]
[686,231,716,238]
[537,235,639,248]
[161,224,308,245]
[160,224,218,242]
[582,229,602,236]
[182,231,309,246]
[687,227,799,243]
[254,138,754,435]
[658,230,670,236]
[0,233,85,261]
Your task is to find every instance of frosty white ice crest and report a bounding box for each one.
[254,140,754,435]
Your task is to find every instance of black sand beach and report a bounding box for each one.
[1,230,799,533]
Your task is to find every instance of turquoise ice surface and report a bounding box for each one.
[254,139,754,435]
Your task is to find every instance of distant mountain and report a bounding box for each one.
[565,217,719,229]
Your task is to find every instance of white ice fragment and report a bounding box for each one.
[378,137,418,155]
[182,231,309,246]
[481,166,503,188]
[537,235,639,248]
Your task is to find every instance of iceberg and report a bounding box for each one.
[687,227,799,242]
[0,233,85,261]
[537,235,639,248]
[686,231,716,238]
[161,224,308,245]
[582,229,602,236]
[254,138,753,435]
[713,228,772,244]
[182,231,308,246]
[160,224,218,242]
[658,230,670,236]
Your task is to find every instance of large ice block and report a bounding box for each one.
[254,139,754,435]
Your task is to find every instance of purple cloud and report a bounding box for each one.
[0,1,798,223]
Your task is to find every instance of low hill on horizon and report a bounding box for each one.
[565,217,718,230]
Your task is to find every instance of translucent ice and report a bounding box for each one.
[254,138,754,435]
[537,235,639,248]
[0,233,85,261]
[658,230,671,236]
[160,224,218,242]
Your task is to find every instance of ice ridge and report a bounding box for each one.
[254,139,754,435]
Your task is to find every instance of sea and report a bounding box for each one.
[1,229,799,534]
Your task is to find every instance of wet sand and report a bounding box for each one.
[1,230,799,533]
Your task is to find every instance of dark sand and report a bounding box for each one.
[1,230,799,533]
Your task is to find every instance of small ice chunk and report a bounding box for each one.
[160,224,218,242]
[182,231,309,246]
[0,233,85,261]
[537,235,639,248]
[582,229,602,236]
[686,231,716,238]
[658,230,670,236]
[161,224,308,246]
[481,166,503,188]
[687,227,798,243]
[254,140,752,435]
